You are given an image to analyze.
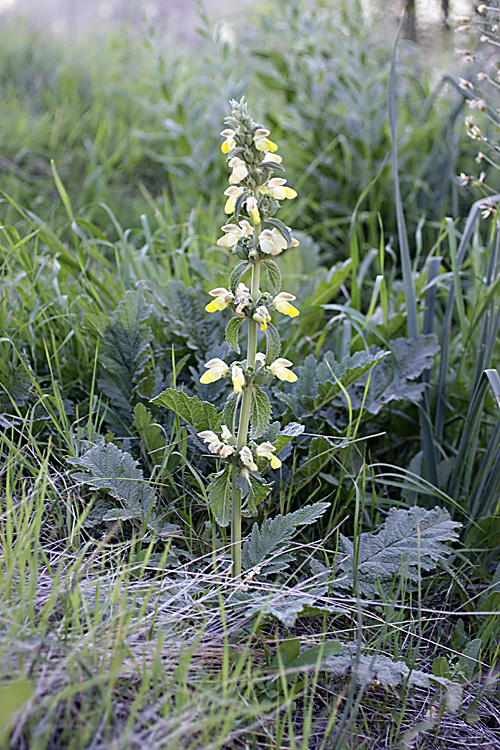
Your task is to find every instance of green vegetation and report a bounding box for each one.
[1,1,499,747]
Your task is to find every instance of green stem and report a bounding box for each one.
[231,259,261,578]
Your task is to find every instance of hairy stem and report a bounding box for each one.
[231,258,261,578]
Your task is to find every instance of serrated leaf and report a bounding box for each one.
[152,388,222,432]
[206,467,232,527]
[264,323,281,364]
[225,317,244,354]
[250,387,272,439]
[229,261,250,293]
[98,290,153,416]
[336,506,461,597]
[242,501,330,575]
[236,469,272,517]
[222,392,239,434]
[266,217,292,246]
[273,422,305,453]
[263,259,282,294]
[69,442,176,537]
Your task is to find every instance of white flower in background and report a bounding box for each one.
[205,287,233,313]
[253,127,278,152]
[228,156,249,185]
[259,227,288,256]
[272,292,299,318]
[224,186,244,214]
[231,364,246,393]
[269,358,298,382]
[200,358,229,384]
[256,442,282,469]
[239,446,258,471]
[220,128,236,153]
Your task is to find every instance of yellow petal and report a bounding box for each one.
[266,139,278,152]
[200,371,214,384]
[270,455,282,469]
[205,301,220,313]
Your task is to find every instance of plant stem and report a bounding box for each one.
[231,259,261,578]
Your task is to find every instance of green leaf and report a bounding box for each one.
[207,467,232,527]
[98,289,153,416]
[250,387,272,439]
[0,679,34,736]
[292,640,343,670]
[133,403,167,467]
[152,388,222,432]
[242,501,330,575]
[264,323,281,364]
[222,392,239,434]
[273,422,305,454]
[225,317,245,354]
[263,259,282,294]
[432,657,450,680]
[336,506,461,597]
[236,470,272,517]
[229,261,251,293]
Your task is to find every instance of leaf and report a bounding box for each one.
[222,392,239,434]
[236,470,272,517]
[206,467,232,527]
[264,323,281,364]
[133,403,167,467]
[152,388,222,432]
[69,441,176,537]
[229,261,251,293]
[336,506,461,596]
[242,501,330,575]
[273,422,305,454]
[263,259,282,294]
[250,387,272,439]
[225,317,244,354]
[98,290,153,416]
[347,335,440,415]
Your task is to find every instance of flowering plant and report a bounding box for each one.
[197,99,302,577]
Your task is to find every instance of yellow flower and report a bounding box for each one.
[200,358,229,384]
[263,178,297,200]
[220,128,236,153]
[263,151,282,164]
[224,186,244,214]
[245,196,261,224]
[269,358,298,383]
[219,444,235,458]
[228,156,249,185]
[240,446,258,472]
[258,228,287,257]
[253,127,278,153]
[216,220,253,248]
[256,441,282,469]
[253,305,271,331]
[234,282,251,317]
[231,364,246,393]
[198,430,224,454]
[272,292,299,318]
[221,424,233,442]
[205,287,233,313]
